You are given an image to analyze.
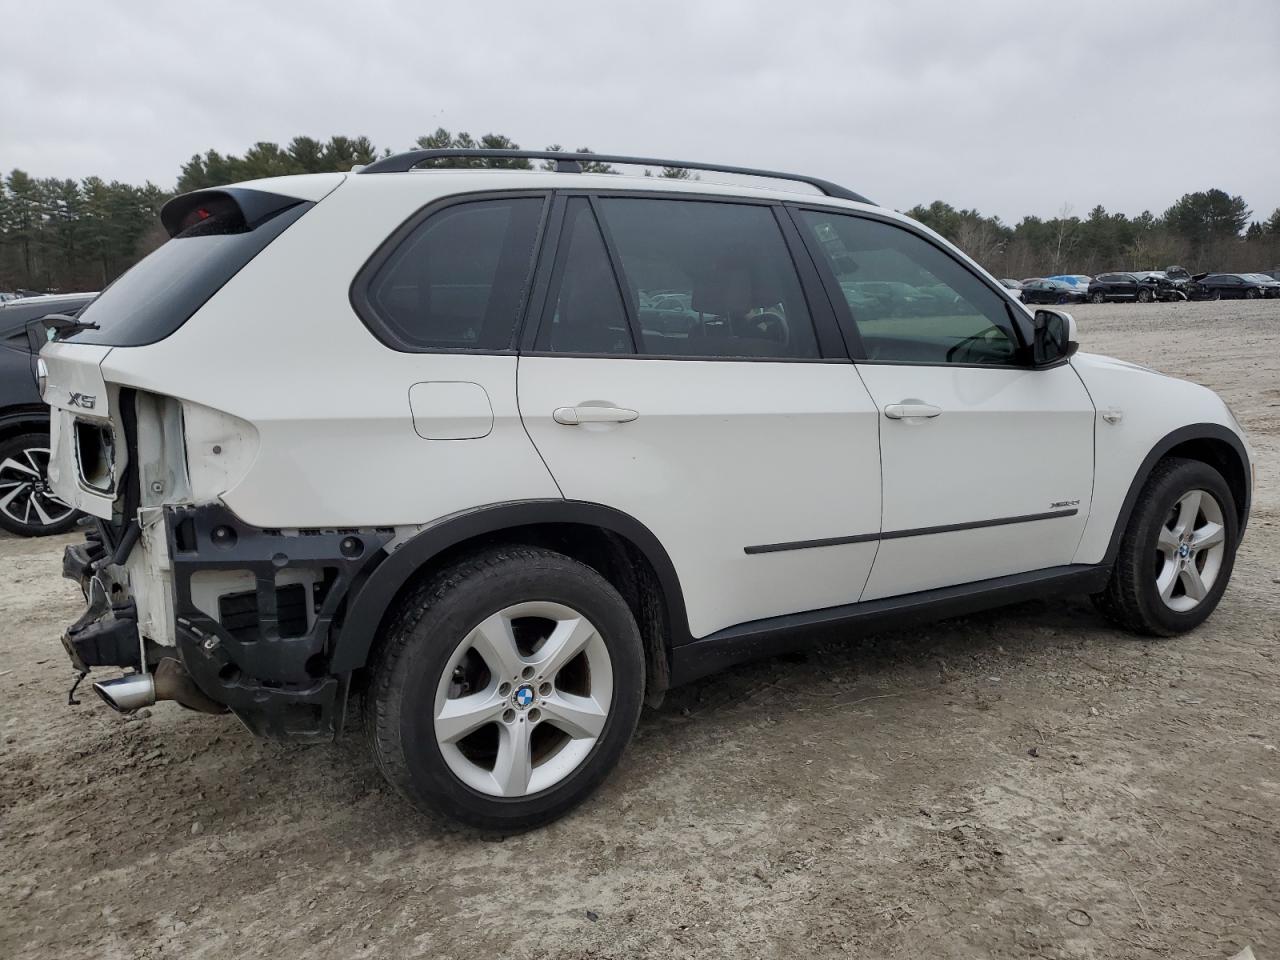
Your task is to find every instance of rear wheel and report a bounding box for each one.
[365,546,645,831]
[1093,458,1238,636]
[0,433,78,537]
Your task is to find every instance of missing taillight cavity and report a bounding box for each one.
[74,420,116,493]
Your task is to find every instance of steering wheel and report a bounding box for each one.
[737,310,788,345]
[945,324,1008,364]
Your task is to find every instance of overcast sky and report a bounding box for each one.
[3,0,1277,224]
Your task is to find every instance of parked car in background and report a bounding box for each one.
[1132,271,1189,302]
[1087,273,1153,303]
[1047,275,1093,296]
[1021,278,1087,304]
[998,278,1024,301]
[1239,274,1280,298]
[1189,274,1270,301]
[0,292,96,535]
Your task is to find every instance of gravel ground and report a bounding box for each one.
[2,298,1278,959]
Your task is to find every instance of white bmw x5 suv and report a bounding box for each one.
[42,150,1251,830]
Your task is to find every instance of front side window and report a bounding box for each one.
[363,197,544,351]
[799,210,1019,366]
[596,198,820,360]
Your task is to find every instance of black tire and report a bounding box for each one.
[1090,291,1106,304]
[1137,288,1153,303]
[365,545,645,831]
[1092,458,1238,636]
[1244,288,1258,300]
[0,432,79,537]
[1210,289,1222,301]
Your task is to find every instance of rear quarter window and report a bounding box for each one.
[353,196,546,352]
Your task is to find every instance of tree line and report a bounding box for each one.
[2,130,1277,293]
[905,191,1280,280]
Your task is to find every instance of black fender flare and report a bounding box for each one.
[330,499,692,673]
[1102,422,1251,566]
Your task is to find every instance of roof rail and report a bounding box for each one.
[357,149,873,205]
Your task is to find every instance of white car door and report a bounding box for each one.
[518,194,882,639]
[791,206,1096,600]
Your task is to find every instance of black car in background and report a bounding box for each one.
[1087,272,1156,303]
[1019,278,1086,304]
[0,292,96,536]
[1240,273,1280,298]
[1189,273,1269,301]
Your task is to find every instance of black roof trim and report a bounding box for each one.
[357,149,874,205]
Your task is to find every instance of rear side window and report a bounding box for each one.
[535,199,635,354]
[596,198,820,360]
[360,198,545,351]
[69,193,310,347]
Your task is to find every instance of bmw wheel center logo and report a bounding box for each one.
[513,684,535,709]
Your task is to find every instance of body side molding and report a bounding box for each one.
[746,508,1079,555]
[330,499,693,673]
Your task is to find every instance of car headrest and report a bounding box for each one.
[692,250,787,317]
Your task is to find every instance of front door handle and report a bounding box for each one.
[552,405,639,426]
[884,400,942,420]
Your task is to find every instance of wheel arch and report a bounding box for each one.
[0,405,51,444]
[332,500,690,702]
[1103,423,1251,565]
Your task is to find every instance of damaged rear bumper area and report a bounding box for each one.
[61,504,391,740]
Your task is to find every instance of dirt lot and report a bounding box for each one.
[2,298,1278,959]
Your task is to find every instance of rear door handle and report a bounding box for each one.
[552,405,639,426]
[884,400,942,420]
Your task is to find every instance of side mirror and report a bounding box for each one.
[1032,309,1078,366]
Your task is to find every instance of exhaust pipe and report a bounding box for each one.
[93,672,155,712]
[92,658,228,715]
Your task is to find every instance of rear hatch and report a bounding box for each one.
[42,174,343,521]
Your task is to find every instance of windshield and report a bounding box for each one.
[68,197,310,347]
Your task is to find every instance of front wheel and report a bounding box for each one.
[365,546,645,831]
[1245,288,1258,300]
[0,433,79,537]
[1093,458,1238,636]
[1090,291,1106,304]
[1137,288,1153,303]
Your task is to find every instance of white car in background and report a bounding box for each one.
[41,150,1252,830]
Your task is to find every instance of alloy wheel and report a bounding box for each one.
[1154,488,1227,613]
[0,446,74,532]
[433,601,614,798]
